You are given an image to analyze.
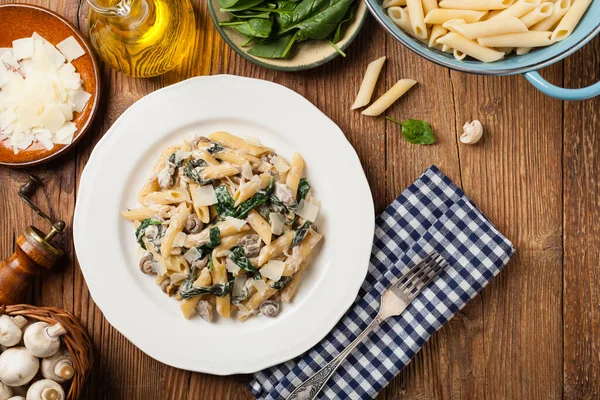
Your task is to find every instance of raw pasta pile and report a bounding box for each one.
[122,132,323,322]
[383,0,593,62]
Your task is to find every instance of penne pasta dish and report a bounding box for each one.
[122,132,323,322]
[384,0,593,62]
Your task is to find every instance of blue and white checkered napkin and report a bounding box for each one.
[250,165,515,400]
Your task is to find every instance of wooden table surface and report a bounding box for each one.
[1,0,599,398]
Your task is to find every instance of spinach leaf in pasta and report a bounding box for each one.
[297,178,311,201]
[215,185,236,217]
[135,218,163,250]
[180,280,234,299]
[195,227,221,259]
[230,246,261,277]
[270,275,293,290]
[184,159,213,185]
[291,221,311,247]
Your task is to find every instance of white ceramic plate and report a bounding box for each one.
[74,75,374,375]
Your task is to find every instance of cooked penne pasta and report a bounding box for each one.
[258,231,295,266]
[362,79,417,117]
[124,133,323,323]
[437,32,506,62]
[551,0,592,41]
[439,0,513,10]
[406,0,429,39]
[477,30,552,47]
[352,56,386,109]
[286,153,305,197]
[208,131,270,156]
[247,210,272,245]
[451,17,528,39]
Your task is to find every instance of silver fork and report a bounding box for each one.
[286,252,448,400]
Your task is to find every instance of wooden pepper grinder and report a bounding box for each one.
[0,175,65,305]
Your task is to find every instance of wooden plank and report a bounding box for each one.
[562,35,600,400]
[449,65,564,399]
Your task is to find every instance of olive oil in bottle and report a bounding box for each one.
[88,0,196,78]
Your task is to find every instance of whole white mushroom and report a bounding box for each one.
[26,380,65,400]
[0,316,28,347]
[41,348,74,383]
[23,322,66,358]
[0,347,39,386]
[460,120,484,144]
[0,382,13,400]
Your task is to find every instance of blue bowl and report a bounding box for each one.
[365,0,600,100]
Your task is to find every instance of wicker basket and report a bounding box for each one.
[0,304,94,400]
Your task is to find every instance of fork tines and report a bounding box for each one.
[396,253,448,297]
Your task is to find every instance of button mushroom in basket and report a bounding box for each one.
[26,379,65,400]
[0,347,39,386]
[0,315,28,347]
[40,348,74,383]
[23,322,66,358]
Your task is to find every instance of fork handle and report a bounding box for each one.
[286,317,381,400]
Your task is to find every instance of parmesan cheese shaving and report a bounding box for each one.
[270,213,284,235]
[174,150,191,165]
[232,274,247,297]
[241,161,254,180]
[260,260,285,281]
[183,247,201,264]
[244,135,261,146]
[173,232,186,248]
[169,272,188,285]
[295,199,320,222]
[226,258,242,275]
[225,216,247,231]
[193,185,217,206]
[252,279,269,295]
[271,156,290,173]
[0,35,90,153]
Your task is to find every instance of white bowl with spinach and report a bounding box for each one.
[208,0,368,71]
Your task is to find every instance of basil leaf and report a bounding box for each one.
[270,275,293,290]
[386,117,435,145]
[297,178,310,201]
[230,247,261,277]
[291,221,311,247]
[135,219,162,250]
[180,280,234,299]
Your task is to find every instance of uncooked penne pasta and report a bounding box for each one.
[388,7,416,36]
[437,32,506,62]
[406,0,428,39]
[424,9,487,24]
[477,30,552,47]
[517,0,568,53]
[453,49,467,60]
[352,56,386,109]
[362,79,417,117]
[439,0,514,11]
[382,0,407,7]
[429,24,448,47]
[551,0,592,41]
[451,17,528,39]
[422,0,438,15]
[519,2,554,28]
[489,0,541,19]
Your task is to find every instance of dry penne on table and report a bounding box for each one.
[383,0,594,62]
[122,132,323,322]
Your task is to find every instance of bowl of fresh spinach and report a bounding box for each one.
[208,0,368,71]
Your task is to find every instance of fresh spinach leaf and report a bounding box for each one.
[270,275,293,289]
[281,0,353,40]
[247,32,299,58]
[135,219,162,250]
[180,280,234,299]
[291,220,311,247]
[297,178,310,201]
[230,246,261,277]
[386,117,435,145]
[220,0,266,11]
[221,19,273,38]
[329,1,355,43]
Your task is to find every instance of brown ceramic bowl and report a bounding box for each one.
[0,4,100,168]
